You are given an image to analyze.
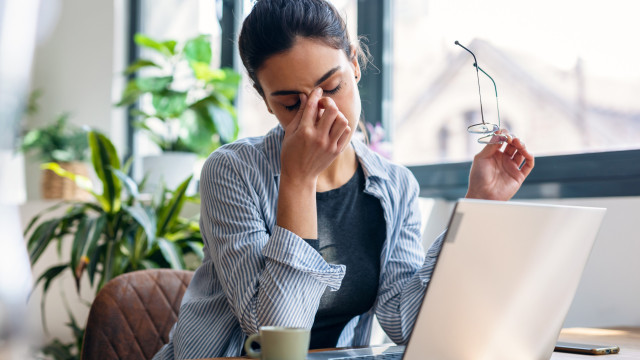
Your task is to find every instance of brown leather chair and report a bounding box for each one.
[81,269,193,360]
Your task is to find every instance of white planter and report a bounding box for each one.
[142,152,197,195]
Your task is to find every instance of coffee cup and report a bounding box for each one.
[244,326,310,360]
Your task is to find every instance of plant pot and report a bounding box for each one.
[142,152,197,194]
[41,161,91,201]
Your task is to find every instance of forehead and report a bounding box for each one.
[257,37,349,92]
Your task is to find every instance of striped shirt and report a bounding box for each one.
[153,125,445,360]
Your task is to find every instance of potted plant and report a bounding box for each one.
[20,112,91,200]
[26,130,203,359]
[117,33,241,192]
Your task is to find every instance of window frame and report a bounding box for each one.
[409,150,640,200]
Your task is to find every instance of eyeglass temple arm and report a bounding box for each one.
[474,64,501,127]
[455,40,485,124]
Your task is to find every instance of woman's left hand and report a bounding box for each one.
[466,130,535,201]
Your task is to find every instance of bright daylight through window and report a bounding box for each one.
[393,0,640,165]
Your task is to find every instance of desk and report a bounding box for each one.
[199,327,640,360]
[554,327,640,359]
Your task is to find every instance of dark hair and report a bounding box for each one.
[238,0,368,97]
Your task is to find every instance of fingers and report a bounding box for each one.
[314,95,351,150]
[288,93,308,132]
[299,87,323,128]
[316,97,340,133]
[503,137,535,177]
[475,128,510,159]
[514,138,535,177]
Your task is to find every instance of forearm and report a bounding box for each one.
[276,174,318,239]
[230,226,346,334]
[377,232,446,344]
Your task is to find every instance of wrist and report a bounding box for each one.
[277,175,318,239]
[279,173,317,191]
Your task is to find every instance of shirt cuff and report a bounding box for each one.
[262,225,345,290]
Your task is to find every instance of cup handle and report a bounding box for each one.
[244,333,262,359]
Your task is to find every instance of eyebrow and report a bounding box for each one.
[270,65,341,96]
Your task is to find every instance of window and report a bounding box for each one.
[392,0,640,166]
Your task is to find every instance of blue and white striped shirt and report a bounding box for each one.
[153,125,445,360]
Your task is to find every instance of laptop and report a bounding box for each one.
[308,199,606,360]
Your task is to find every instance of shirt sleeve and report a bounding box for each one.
[199,150,346,336]
[374,171,446,344]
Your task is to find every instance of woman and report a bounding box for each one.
[154,0,534,359]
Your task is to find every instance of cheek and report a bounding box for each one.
[338,82,361,128]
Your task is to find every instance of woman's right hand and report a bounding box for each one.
[279,87,352,186]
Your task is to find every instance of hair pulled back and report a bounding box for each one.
[238,0,366,97]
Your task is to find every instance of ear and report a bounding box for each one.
[350,48,361,82]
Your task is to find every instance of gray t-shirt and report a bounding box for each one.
[308,164,386,349]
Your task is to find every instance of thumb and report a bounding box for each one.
[476,129,511,158]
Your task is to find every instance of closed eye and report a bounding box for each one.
[324,82,342,95]
[282,82,343,112]
[284,99,300,112]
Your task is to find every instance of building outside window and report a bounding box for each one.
[392,0,640,165]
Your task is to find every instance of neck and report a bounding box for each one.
[316,145,358,192]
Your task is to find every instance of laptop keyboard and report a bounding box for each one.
[330,353,403,360]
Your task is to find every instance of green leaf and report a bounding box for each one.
[70,217,91,290]
[157,238,185,269]
[34,264,68,295]
[140,259,160,269]
[152,90,188,118]
[27,219,62,265]
[70,215,105,290]
[124,59,161,75]
[185,241,204,260]
[124,204,156,244]
[135,76,173,93]
[40,339,75,360]
[34,263,69,337]
[178,108,219,156]
[116,80,142,107]
[20,129,42,150]
[191,62,225,82]
[23,201,69,236]
[156,175,192,236]
[183,35,212,64]
[87,243,106,287]
[209,67,242,101]
[195,94,239,143]
[162,40,177,55]
[122,156,134,175]
[113,168,139,200]
[210,102,238,144]
[134,33,173,57]
[88,131,122,214]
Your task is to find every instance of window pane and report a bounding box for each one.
[393,0,640,165]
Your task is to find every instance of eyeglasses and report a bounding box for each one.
[455,41,508,144]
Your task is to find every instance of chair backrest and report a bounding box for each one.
[81,269,193,360]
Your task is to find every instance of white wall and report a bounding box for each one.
[419,196,640,328]
[25,0,126,200]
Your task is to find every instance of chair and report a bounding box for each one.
[81,269,193,360]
